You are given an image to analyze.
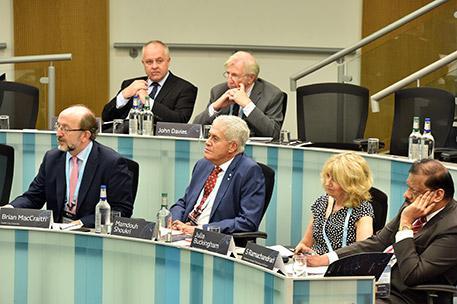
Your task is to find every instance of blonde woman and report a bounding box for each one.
[295,152,374,255]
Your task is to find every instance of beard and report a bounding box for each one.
[57,137,76,152]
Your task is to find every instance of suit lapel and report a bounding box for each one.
[76,142,99,211]
[209,154,243,219]
[56,153,67,217]
[249,79,263,105]
[154,73,175,104]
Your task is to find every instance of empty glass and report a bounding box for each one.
[0,115,10,129]
[292,254,307,277]
[206,225,221,233]
[113,119,124,134]
[367,138,380,154]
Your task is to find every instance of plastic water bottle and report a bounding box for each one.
[95,185,111,234]
[420,117,435,159]
[408,116,421,160]
[128,96,140,135]
[156,193,172,242]
[142,96,154,136]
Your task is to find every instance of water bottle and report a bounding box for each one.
[156,193,172,242]
[95,185,111,234]
[142,96,154,136]
[137,97,144,135]
[128,96,140,135]
[420,117,435,159]
[408,116,421,160]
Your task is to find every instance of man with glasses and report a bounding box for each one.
[102,40,198,131]
[305,159,457,304]
[194,51,285,139]
[7,105,133,227]
[170,115,266,235]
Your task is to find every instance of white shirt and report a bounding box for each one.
[193,158,234,226]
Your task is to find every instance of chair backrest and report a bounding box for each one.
[296,82,369,143]
[0,81,39,129]
[281,91,288,127]
[122,157,139,204]
[369,187,388,233]
[257,162,275,219]
[391,87,455,157]
[0,144,14,205]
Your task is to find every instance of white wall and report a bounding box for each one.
[0,0,14,78]
[110,0,363,136]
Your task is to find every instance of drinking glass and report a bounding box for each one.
[113,119,124,134]
[0,115,10,129]
[292,254,307,277]
[367,138,380,154]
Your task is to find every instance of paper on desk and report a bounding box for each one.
[268,245,294,257]
[52,222,83,231]
[247,137,273,143]
[160,227,183,236]
[285,263,327,277]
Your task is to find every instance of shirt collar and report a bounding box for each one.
[66,141,93,162]
[148,71,170,87]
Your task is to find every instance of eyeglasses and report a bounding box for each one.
[223,71,246,82]
[406,186,434,199]
[54,122,85,134]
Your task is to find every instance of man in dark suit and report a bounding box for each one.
[306,159,457,304]
[193,51,284,139]
[7,105,133,227]
[171,115,266,234]
[102,40,197,130]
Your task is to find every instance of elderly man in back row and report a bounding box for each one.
[171,115,266,234]
[193,51,285,140]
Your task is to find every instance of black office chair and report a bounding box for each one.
[409,285,457,304]
[296,82,368,151]
[369,187,388,233]
[0,81,39,129]
[0,144,14,205]
[390,87,455,157]
[232,162,275,247]
[122,157,139,205]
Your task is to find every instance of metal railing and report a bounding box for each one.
[0,53,72,128]
[370,49,457,112]
[113,42,342,58]
[289,0,448,90]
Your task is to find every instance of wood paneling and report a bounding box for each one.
[361,0,457,149]
[14,0,109,129]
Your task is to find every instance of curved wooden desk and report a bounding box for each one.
[0,226,374,304]
[1,130,456,247]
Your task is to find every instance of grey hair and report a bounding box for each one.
[213,115,250,153]
[224,51,260,77]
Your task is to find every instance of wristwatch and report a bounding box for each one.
[399,223,412,231]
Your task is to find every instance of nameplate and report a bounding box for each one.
[190,228,235,256]
[111,217,155,240]
[155,122,202,138]
[0,208,52,229]
[242,242,285,273]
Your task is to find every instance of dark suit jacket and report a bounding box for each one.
[10,141,133,227]
[193,78,284,139]
[336,199,457,304]
[102,72,197,124]
[170,153,265,234]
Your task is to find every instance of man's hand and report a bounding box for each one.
[401,190,437,227]
[172,220,195,235]
[212,90,234,111]
[121,80,148,99]
[228,83,251,107]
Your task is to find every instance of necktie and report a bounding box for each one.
[149,82,159,100]
[67,156,79,214]
[187,166,222,225]
[231,104,240,117]
[412,216,427,235]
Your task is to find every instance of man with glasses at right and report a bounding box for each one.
[306,158,457,304]
[193,51,285,140]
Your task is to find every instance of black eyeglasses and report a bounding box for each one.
[54,122,85,134]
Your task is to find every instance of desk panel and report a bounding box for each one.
[0,227,374,304]
[2,131,457,246]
